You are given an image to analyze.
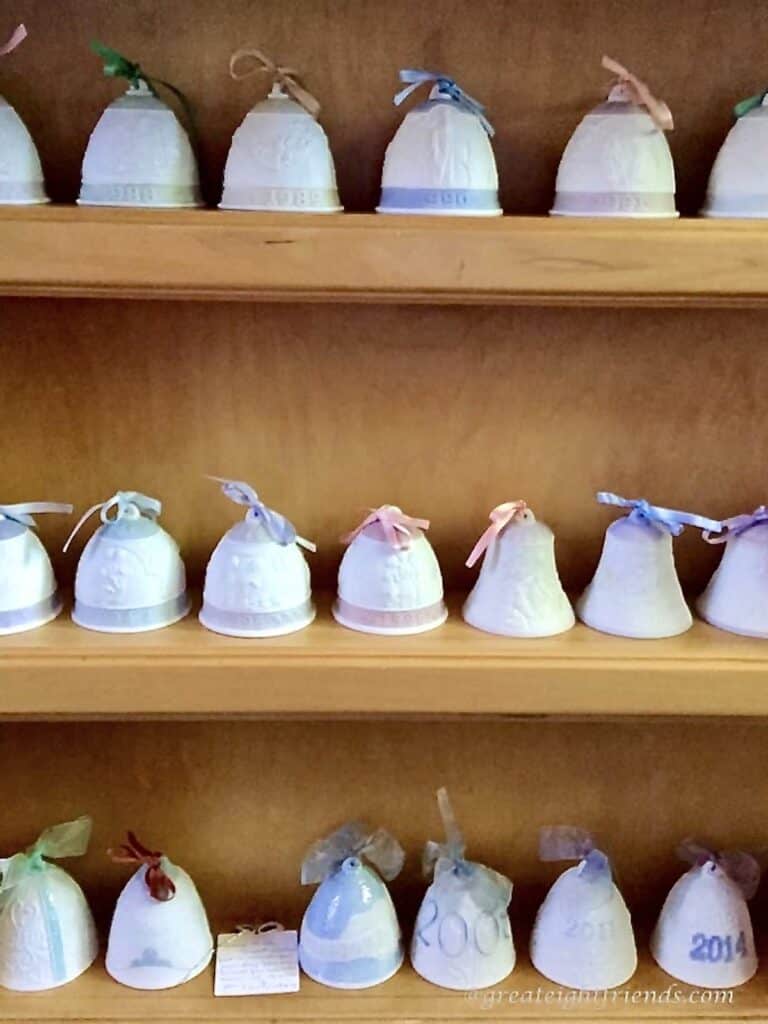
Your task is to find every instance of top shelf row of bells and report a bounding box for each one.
[1,35,766,219]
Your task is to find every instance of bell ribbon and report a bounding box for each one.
[0,23,26,56]
[602,56,673,132]
[342,504,430,550]
[0,816,93,894]
[597,492,721,537]
[539,825,612,883]
[208,476,316,551]
[735,91,768,119]
[63,491,161,553]
[301,821,405,884]
[423,787,466,872]
[704,505,768,544]
[229,48,320,118]
[678,839,761,900]
[110,831,176,902]
[394,69,494,136]
[465,501,529,568]
[0,501,72,529]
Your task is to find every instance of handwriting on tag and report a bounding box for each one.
[215,929,300,996]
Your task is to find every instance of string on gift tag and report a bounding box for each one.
[110,831,176,901]
[678,839,761,900]
[63,491,161,553]
[597,492,722,537]
[704,505,768,544]
[602,56,673,131]
[207,476,316,551]
[466,501,529,567]
[394,69,494,136]
[0,23,26,56]
[301,821,405,884]
[342,505,430,551]
[229,48,320,118]
[0,502,72,528]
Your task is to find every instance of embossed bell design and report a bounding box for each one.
[551,57,677,218]
[79,42,201,208]
[221,48,341,212]
[200,477,316,637]
[299,822,405,989]
[702,91,768,217]
[0,501,72,634]
[530,827,637,990]
[412,789,515,990]
[0,817,97,991]
[463,502,574,638]
[577,492,721,639]
[697,507,768,637]
[378,69,501,216]
[651,840,759,988]
[65,491,190,633]
[0,25,48,205]
[106,833,213,990]
[334,505,447,635]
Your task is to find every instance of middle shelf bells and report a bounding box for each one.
[0,500,72,634]
[697,506,768,638]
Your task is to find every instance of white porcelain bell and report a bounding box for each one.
[697,507,768,637]
[530,826,637,990]
[702,91,768,217]
[299,822,404,989]
[551,56,677,218]
[65,491,190,633]
[0,25,48,205]
[378,69,501,216]
[221,48,341,212]
[200,477,316,637]
[79,43,201,208]
[577,492,721,639]
[0,501,72,634]
[651,841,759,989]
[463,501,574,638]
[412,789,515,990]
[106,833,213,990]
[0,816,98,991]
[334,505,447,635]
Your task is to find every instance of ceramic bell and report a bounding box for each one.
[65,491,190,633]
[577,492,721,639]
[79,43,201,208]
[0,501,72,634]
[530,826,637,990]
[651,840,759,989]
[334,505,447,635]
[200,478,316,637]
[106,832,213,990]
[221,48,341,212]
[299,822,405,989]
[0,25,48,205]
[697,507,768,637]
[551,56,677,218]
[412,789,515,990]
[0,817,98,991]
[378,69,501,216]
[463,501,574,638]
[702,91,768,217]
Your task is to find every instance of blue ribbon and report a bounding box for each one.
[596,492,722,537]
[394,69,494,136]
[209,477,316,551]
[300,822,405,884]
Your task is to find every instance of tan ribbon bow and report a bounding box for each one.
[229,47,320,118]
[602,55,673,131]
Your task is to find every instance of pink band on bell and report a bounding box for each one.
[334,598,446,630]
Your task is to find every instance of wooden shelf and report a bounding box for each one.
[4,208,768,307]
[1,594,766,720]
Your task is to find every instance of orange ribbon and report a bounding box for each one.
[229,47,320,118]
[466,501,529,568]
[110,832,176,902]
[602,55,673,131]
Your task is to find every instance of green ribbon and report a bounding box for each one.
[0,816,93,893]
[734,91,768,119]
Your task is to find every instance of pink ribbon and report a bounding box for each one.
[602,55,673,131]
[341,505,429,550]
[0,24,26,56]
[705,506,768,544]
[465,501,529,568]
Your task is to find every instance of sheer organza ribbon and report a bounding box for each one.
[678,839,760,900]
[229,48,320,118]
[110,831,176,902]
[208,477,316,551]
[63,491,161,553]
[597,492,721,537]
[704,505,768,544]
[395,69,494,136]
[0,816,92,894]
[540,825,612,885]
[342,504,430,551]
[602,56,673,131]
[301,821,405,884]
[0,501,72,528]
[0,23,26,56]
[466,501,529,568]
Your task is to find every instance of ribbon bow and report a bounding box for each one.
[63,491,161,553]
[394,69,494,136]
[735,91,768,119]
[602,56,673,132]
[705,505,768,544]
[301,821,405,885]
[597,492,721,537]
[0,816,92,895]
[110,832,176,902]
[229,48,320,118]
[208,476,315,551]
[466,501,529,568]
[678,839,761,900]
[342,504,430,550]
[0,23,26,56]
[0,501,72,529]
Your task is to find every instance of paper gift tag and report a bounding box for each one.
[215,926,299,996]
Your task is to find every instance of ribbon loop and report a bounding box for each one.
[63,491,161,553]
[602,56,673,132]
[597,492,721,537]
[0,23,26,56]
[678,839,761,900]
[0,502,72,529]
[208,476,316,552]
[300,822,405,885]
[466,501,529,568]
[342,505,430,550]
[394,69,494,136]
[110,831,176,902]
[229,47,320,118]
[0,816,92,895]
[423,787,466,876]
[705,506,768,545]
